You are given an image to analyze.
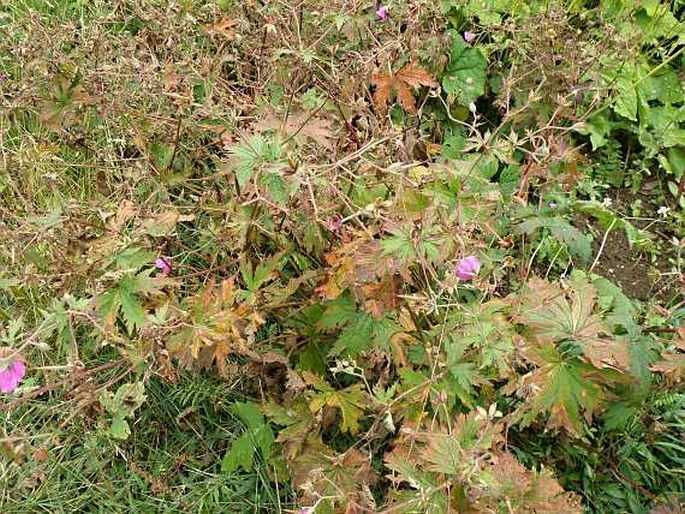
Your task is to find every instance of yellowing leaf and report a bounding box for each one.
[305,373,366,434]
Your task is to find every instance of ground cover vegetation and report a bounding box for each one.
[0,0,684,512]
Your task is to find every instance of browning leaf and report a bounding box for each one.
[514,339,608,435]
[371,72,393,113]
[371,63,437,114]
[651,353,685,384]
[255,111,335,149]
[395,82,417,114]
[515,275,629,372]
[396,62,439,89]
[205,17,238,39]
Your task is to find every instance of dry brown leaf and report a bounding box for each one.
[205,17,238,39]
[397,63,439,88]
[371,63,437,114]
[255,112,334,148]
[651,353,685,384]
[140,209,194,237]
[370,72,393,113]
[109,200,137,232]
[361,275,399,319]
[395,81,418,114]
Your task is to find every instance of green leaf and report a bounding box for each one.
[442,31,487,104]
[230,401,267,430]
[576,113,612,150]
[590,274,638,335]
[221,433,256,473]
[109,416,131,440]
[98,290,121,324]
[663,129,685,148]
[572,200,646,247]
[261,171,288,205]
[113,246,154,271]
[329,312,376,357]
[667,147,685,178]
[442,132,466,159]
[639,68,683,104]
[516,216,592,263]
[232,136,261,185]
[613,76,637,121]
[316,295,358,330]
[119,275,146,333]
[222,402,275,473]
[499,164,520,195]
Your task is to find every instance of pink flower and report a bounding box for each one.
[0,350,26,393]
[155,257,172,276]
[376,5,389,21]
[327,215,342,233]
[456,255,481,280]
[464,30,475,43]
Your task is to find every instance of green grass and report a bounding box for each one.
[1,374,292,513]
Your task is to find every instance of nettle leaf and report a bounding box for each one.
[516,216,592,264]
[329,312,376,357]
[442,31,487,105]
[305,373,366,434]
[613,75,638,121]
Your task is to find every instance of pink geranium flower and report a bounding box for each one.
[0,349,26,393]
[376,4,389,21]
[464,30,475,43]
[456,255,481,280]
[155,257,172,276]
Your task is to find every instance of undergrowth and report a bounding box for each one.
[0,1,684,513]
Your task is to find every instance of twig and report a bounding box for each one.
[589,218,617,273]
[1,359,127,412]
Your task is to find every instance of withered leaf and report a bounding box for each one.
[254,111,334,149]
[205,17,238,39]
[372,63,438,114]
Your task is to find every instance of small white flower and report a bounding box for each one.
[602,197,613,208]
[657,206,671,218]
